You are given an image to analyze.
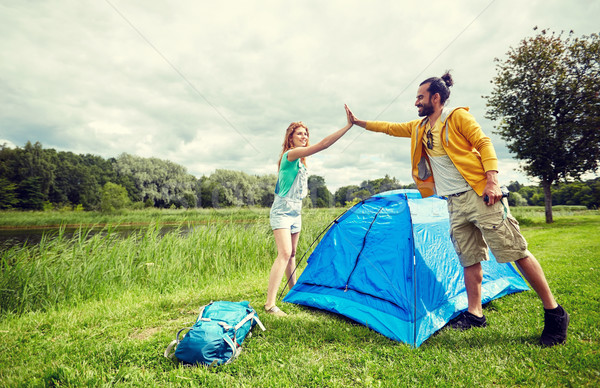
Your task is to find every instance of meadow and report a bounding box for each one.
[0,206,599,387]
[0,207,269,228]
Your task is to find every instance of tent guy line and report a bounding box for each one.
[103,0,260,153]
[105,0,495,158]
[341,0,497,153]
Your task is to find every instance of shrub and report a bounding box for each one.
[100,182,131,212]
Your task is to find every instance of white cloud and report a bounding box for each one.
[0,139,16,149]
[1,0,598,193]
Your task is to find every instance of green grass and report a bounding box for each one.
[0,207,274,228]
[1,205,594,229]
[0,208,599,387]
[511,206,598,226]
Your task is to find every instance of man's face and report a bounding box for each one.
[415,83,434,117]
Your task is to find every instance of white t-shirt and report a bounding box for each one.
[423,119,471,196]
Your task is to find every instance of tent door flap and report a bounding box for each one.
[344,206,384,292]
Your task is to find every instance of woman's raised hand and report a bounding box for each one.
[344,104,366,128]
[344,104,356,126]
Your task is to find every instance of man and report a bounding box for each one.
[346,72,569,347]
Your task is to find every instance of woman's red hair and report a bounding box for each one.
[277,121,309,169]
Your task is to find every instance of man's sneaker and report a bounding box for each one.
[540,305,569,347]
[450,311,487,330]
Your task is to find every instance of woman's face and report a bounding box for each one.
[291,127,308,148]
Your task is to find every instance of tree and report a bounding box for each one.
[360,175,403,195]
[100,182,130,212]
[50,151,100,210]
[506,181,522,193]
[197,169,257,208]
[2,142,56,209]
[307,175,333,208]
[517,186,538,205]
[351,189,371,202]
[114,153,196,208]
[486,30,600,223]
[507,191,528,207]
[257,174,277,207]
[17,176,44,210]
[334,185,360,207]
[198,176,226,208]
[591,178,600,209]
[0,177,18,209]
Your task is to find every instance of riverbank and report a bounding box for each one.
[0,207,275,228]
[0,205,596,229]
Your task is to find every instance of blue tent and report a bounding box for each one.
[283,190,529,347]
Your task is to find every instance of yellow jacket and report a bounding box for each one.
[365,107,498,198]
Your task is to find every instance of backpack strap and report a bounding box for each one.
[221,311,266,364]
[230,312,266,354]
[235,312,266,332]
[253,314,266,331]
[164,340,178,359]
[195,302,212,323]
[221,333,241,365]
[164,327,193,359]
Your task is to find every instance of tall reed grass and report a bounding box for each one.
[4,205,591,316]
[0,208,338,316]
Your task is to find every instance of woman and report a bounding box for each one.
[265,105,354,316]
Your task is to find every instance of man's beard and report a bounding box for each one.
[418,102,434,117]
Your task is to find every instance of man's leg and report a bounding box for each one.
[450,262,487,330]
[464,262,484,317]
[447,192,489,330]
[514,254,557,309]
[515,254,569,346]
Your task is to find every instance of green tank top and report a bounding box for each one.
[274,151,300,197]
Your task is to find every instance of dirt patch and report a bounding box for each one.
[130,326,161,340]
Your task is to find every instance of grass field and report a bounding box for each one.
[0,207,599,387]
[0,207,270,228]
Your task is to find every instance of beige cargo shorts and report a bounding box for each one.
[447,189,531,267]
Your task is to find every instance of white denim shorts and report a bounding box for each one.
[270,195,302,234]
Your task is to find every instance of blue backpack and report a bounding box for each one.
[164,301,265,366]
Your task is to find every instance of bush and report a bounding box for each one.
[100,182,131,212]
[131,201,145,210]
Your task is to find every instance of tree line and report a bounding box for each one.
[1,141,599,212]
[0,141,274,211]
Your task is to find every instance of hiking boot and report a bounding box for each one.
[450,311,487,330]
[540,305,569,347]
[264,305,287,317]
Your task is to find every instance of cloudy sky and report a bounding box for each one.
[1,0,598,191]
